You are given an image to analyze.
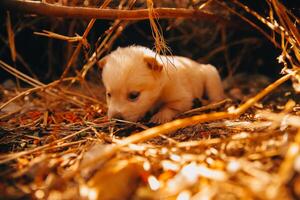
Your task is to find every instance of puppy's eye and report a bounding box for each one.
[128,91,140,101]
[107,92,111,98]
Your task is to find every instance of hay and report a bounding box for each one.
[0,0,300,199]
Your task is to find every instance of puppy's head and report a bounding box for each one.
[100,46,165,122]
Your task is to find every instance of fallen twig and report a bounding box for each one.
[1,0,225,21]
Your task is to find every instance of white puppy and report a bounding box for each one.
[99,45,224,123]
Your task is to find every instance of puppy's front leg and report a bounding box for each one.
[150,107,177,124]
[150,99,192,124]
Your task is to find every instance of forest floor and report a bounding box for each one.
[1,74,300,200]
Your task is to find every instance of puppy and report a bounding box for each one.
[99,45,224,123]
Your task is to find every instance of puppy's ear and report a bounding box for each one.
[144,56,163,72]
[97,57,107,69]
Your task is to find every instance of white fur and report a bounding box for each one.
[101,45,225,123]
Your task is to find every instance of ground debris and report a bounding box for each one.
[0,76,300,200]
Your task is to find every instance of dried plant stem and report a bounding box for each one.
[80,1,136,78]
[6,11,16,63]
[60,0,112,79]
[60,19,95,79]
[272,0,299,43]
[0,77,84,110]
[34,30,84,43]
[180,98,231,116]
[232,0,292,42]
[0,59,43,87]
[5,13,19,88]
[0,85,45,111]
[0,60,92,107]
[270,0,300,64]
[1,0,224,21]
[80,20,126,78]
[147,0,168,54]
[216,1,280,49]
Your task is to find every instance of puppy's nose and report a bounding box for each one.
[111,113,124,120]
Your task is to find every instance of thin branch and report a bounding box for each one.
[34,30,84,43]
[0,0,225,22]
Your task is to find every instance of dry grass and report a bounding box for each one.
[1,0,300,199]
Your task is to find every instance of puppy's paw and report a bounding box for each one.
[150,109,176,124]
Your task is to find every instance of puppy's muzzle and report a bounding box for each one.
[110,112,124,120]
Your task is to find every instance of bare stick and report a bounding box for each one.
[1,0,224,22]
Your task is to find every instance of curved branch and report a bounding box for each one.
[0,0,225,22]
